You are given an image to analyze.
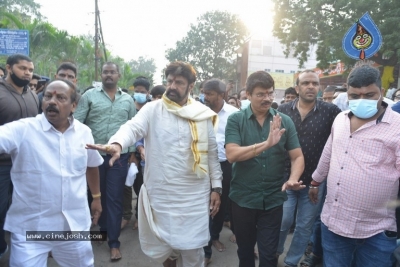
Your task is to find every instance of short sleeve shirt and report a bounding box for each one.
[225,106,300,210]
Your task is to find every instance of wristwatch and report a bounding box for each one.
[211,187,222,196]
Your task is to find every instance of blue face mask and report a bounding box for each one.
[348,95,380,119]
[240,99,250,109]
[199,93,205,102]
[134,93,147,104]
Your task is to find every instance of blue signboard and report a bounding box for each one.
[0,29,30,56]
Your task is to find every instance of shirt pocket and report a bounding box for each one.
[357,140,387,165]
[70,147,87,175]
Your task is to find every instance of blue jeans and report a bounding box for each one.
[322,223,396,267]
[0,164,12,253]
[393,240,400,267]
[98,153,129,248]
[277,183,325,267]
[311,181,327,257]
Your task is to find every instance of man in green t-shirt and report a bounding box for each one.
[225,71,305,267]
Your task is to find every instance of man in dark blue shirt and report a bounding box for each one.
[277,70,341,267]
[392,100,400,114]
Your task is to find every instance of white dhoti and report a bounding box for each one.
[139,184,207,266]
[10,233,94,267]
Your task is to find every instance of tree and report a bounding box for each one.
[128,56,156,77]
[0,10,139,91]
[165,11,249,81]
[0,0,42,20]
[272,0,400,70]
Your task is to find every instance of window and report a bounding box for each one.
[264,68,271,72]
[290,70,296,74]
[275,69,284,73]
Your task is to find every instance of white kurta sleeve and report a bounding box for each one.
[0,120,25,154]
[108,102,150,150]
[207,120,222,188]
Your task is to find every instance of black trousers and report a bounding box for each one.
[232,201,283,267]
[203,160,232,258]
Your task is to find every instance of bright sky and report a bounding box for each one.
[36,0,273,83]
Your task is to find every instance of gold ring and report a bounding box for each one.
[105,145,110,152]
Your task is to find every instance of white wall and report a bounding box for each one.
[248,35,318,74]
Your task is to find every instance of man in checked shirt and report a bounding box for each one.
[309,64,400,267]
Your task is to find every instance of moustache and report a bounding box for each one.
[261,101,272,105]
[46,106,59,113]
[166,89,179,96]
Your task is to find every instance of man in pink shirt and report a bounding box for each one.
[309,65,400,267]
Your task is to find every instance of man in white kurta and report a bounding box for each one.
[0,80,104,266]
[89,62,222,267]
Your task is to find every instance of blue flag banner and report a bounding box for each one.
[342,12,382,60]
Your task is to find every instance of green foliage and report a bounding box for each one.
[0,10,154,91]
[128,56,156,77]
[109,56,155,90]
[272,0,400,68]
[166,10,249,82]
[0,0,42,20]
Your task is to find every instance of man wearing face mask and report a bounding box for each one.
[0,54,39,259]
[238,88,250,110]
[121,76,150,230]
[198,81,206,104]
[309,65,400,267]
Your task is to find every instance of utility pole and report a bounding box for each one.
[94,0,107,81]
[94,0,99,81]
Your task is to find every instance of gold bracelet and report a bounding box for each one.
[92,193,101,199]
[253,143,258,157]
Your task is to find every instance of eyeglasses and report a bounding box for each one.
[102,70,118,75]
[254,92,276,99]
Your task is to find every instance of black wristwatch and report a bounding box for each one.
[211,187,222,196]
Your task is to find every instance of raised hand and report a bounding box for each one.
[266,114,286,147]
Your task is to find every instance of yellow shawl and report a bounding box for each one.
[162,94,218,179]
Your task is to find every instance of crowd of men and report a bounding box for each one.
[0,53,400,267]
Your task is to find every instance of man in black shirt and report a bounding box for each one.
[0,54,39,259]
[277,70,341,267]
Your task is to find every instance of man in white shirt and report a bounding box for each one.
[0,80,103,266]
[202,78,238,264]
[87,61,222,267]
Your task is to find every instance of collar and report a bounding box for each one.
[40,113,75,132]
[346,101,390,124]
[96,86,122,94]
[218,101,229,114]
[244,104,277,120]
[290,98,320,112]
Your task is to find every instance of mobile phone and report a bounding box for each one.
[384,230,397,238]
[37,79,47,88]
